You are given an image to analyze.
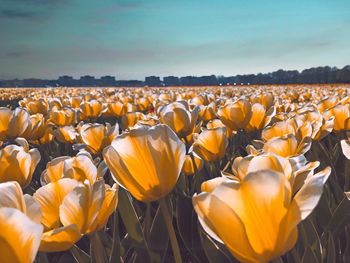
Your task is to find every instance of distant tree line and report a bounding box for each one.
[0,65,349,87]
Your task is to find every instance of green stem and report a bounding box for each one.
[159,197,182,263]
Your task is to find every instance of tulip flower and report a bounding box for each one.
[0,207,43,263]
[159,101,200,138]
[193,167,331,263]
[218,99,252,131]
[80,123,119,154]
[323,103,350,132]
[0,181,43,263]
[40,151,104,185]
[121,112,145,130]
[53,125,78,144]
[0,107,31,140]
[245,104,275,133]
[80,100,106,119]
[49,107,76,126]
[26,99,49,115]
[192,127,228,162]
[0,141,41,188]
[105,101,127,118]
[262,134,312,158]
[182,154,204,176]
[103,124,186,202]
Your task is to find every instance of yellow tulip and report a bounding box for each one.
[323,104,350,132]
[193,167,331,263]
[198,102,217,122]
[245,104,275,132]
[262,134,312,158]
[80,123,119,154]
[80,99,106,119]
[35,178,117,251]
[218,99,252,131]
[53,125,78,144]
[105,101,127,117]
[0,207,43,263]
[26,99,49,115]
[0,142,41,188]
[182,154,204,176]
[159,101,199,138]
[40,152,103,185]
[0,181,43,263]
[103,124,186,202]
[192,127,228,162]
[50,107,76,126]
[33,178,82,252]
[121,112,145,130]
[0,107,31,140]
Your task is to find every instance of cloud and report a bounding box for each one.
[0,9,39,20]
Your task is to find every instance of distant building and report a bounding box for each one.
[58,76,75,87]
[145,76,161,86]
[116,80,144,87]
[99,76,116,86]
[80,75,96,86]
[163,76,180,86]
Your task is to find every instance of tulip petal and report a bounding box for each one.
[0,207,43,263]
[40,224,81,252]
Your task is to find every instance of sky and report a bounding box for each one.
[0,0,350,80]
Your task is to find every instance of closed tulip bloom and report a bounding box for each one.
[26,99,49,115]
[50,107,76,126]
[105,101,127,117]
[182,154,204,176]
[80,100,106,119]
[159,101,200,138]
[80,123,119,154]
[53,125,78,144]
[121,112,144,130]
[198,102,217,122]
[193,167,331,263]
[245,104,275,132]
[0,142,41,188]
[218,99,252,131]
[0,107,13,140]
[192,127,228,162]
[103,124,186,202]
[0,107,31,140]
[323,104,350,132]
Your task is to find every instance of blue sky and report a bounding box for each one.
[0,0,349,79]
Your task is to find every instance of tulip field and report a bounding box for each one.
[1,84,350,263]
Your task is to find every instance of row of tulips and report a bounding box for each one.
[0,85,350,263]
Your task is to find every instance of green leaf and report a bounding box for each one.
[109,212,121,263]
[326,235,336,263]
[58,254,76,263]
[118,188,151,262]
[324,196,350,239]
[301,247,318,263]
[70,245,90,263]
[199,227,234,263]
[299,219,322,262]
[90,232,109,263]
[176,193,207,262]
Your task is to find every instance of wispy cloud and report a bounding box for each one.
[0,9,40,20]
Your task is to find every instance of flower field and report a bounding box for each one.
[1,84,350,263]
